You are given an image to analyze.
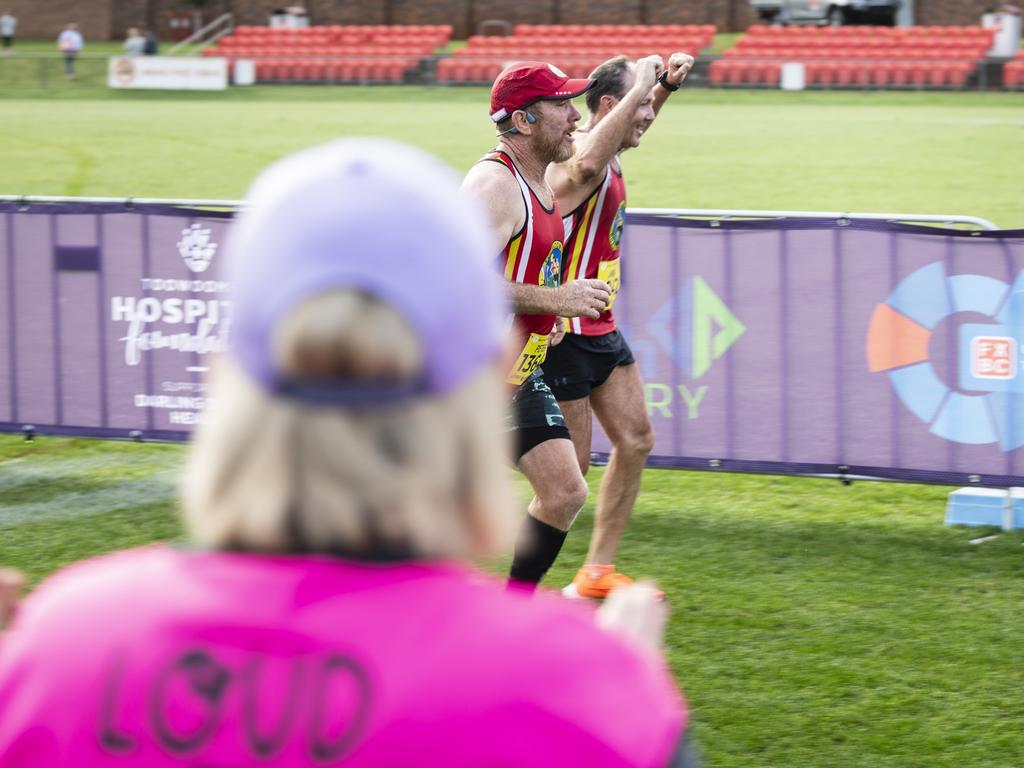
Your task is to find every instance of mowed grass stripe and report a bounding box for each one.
[0,90,1022,225]
[0,437,183,523]
[0,499,182,583]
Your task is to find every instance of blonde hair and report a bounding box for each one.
[182,291,518,561]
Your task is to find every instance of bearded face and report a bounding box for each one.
[527,100,581,165]
[537,128,576,163]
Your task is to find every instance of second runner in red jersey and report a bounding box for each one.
[543,52,694,600]
[561,158,626,337]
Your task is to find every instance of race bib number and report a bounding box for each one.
[598,258,621,310]
[507,333,550,386]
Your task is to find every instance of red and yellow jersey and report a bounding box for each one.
[561,159,627,336]
[482,150,565,385]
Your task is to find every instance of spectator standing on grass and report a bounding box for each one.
[461,63,614,592]
[57,22,83,80]
[122,27,145,56]
[0,12,16,53]
[0,138,697,767]
[545,52,694,600]
[142,28,159,55]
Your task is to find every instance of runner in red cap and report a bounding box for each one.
[545,52,695,600]
[462,62,613,591]
[487,60,594,124]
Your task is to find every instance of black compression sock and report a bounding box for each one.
[508,515,568,591]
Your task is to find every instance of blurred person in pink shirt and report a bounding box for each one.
[0,138,696,768]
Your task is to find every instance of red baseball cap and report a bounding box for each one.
[489,62,593,123]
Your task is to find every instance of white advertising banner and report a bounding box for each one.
[108,56,228,90]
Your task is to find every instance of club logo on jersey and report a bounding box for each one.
[609,201,626,251]
[539,240,563,287]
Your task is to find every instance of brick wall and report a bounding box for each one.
[390,0,483,31]
[210,0,996,35]
[646,0,757,30]
[198,0,828,37]
[3,0,111,42]
[917,0,994,26]
[468,0,553,33]
[6,0,1003,41]
[226,0,386,28]
[110,0,150,38]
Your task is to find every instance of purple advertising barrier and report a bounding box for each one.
[0,202,233,441]
[4,203,1024,487]
[590,214,1024,487]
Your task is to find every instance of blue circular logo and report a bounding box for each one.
[867,261,1024,450]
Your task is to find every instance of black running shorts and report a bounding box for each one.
[543,330,635,401]
[507,370,571,461]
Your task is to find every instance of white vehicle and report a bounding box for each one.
[748,0,901,26]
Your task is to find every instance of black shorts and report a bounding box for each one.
[543,329,635,401]
[507,370,570,462]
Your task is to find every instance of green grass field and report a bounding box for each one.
[2,87,1023,224]
[2,86,1024,767]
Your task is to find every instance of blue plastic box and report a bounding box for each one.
[945,487,1024,529]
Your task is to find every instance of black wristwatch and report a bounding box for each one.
[658,72,680,92]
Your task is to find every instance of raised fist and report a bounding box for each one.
[634,54,665,89]
[665,52,695,87]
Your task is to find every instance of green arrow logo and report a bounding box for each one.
[691,276,746,379]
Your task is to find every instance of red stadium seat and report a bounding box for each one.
[910,62,929,86]
[834,62,855,86]
[762,62,781,85]
[308,61,326,81]
[451,61,471,83]
[270,60,290,82]
[724,60,745,85]
[806,61,831,86]
[338,60,357,81]
[927,64,950,86]
[709,59,726,85]
[1004,61,1023,88]
[890,62,911,86]
[869,62,891,86]
[949,61,971,87]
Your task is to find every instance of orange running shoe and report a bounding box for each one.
[561,564,635,600]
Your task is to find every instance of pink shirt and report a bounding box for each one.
[0,546,685,767]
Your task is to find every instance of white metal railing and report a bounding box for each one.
[0,195,243,209]
[628,207,1000,230]
[0,198,999,231]
[166,13,235,56]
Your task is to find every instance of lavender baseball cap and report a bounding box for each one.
[223,138,507,404]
